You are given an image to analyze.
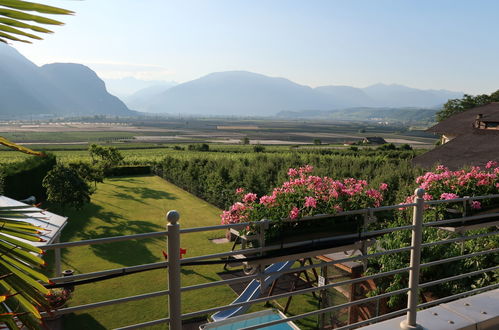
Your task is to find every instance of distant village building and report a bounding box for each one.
[413,102,499,169]
[362,137,387,145]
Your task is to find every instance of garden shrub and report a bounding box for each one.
[106,165,151,176]
[2,153,56,200]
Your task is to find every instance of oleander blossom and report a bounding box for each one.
[221,165,388,224]
[402,162,499,212]
[471,201,482,210]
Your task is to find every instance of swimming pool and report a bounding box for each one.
[200,309,300,330]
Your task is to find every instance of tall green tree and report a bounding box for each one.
[43,164,92,209]
[436,90,499,122]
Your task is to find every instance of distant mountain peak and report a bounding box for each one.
[0,45,135,117]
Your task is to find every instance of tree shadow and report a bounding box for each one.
[181,267,217,282]
[62,313,106,330]
[78,220,164,267]
[109,183,177,200]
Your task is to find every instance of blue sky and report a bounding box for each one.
[14,0,499,94]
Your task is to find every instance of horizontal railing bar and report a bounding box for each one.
[50,261,168,283]
[420,248,499,269]
[180,247,264,263]
[417,283,499,310]
[422,230,499,248]
[181,226,415,264]
[182,274,410,320]
[183,263,410,300]
[335,308,410,330]
[180,246,413,292]
[367,224,415,236]
[419,265,499,289]
[424,212,499,227]
[180,222,251,233]
[114,317,170,330]
[41,231,168,250]
[424,194,499,205]
[238,288,410,330]
[44,289,170,316]
[181,272,259,292]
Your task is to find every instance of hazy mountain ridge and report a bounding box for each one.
[0,44,135,117]
[1,43,463,119]
[135,71,463,115]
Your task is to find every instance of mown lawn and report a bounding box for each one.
[46,175,336,329]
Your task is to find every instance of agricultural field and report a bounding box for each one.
[0,118,437,147]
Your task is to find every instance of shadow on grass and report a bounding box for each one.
[51,202,163,267]
[62,313,106,330]
[79,220,164,267]
[182,268,217,282]
[109,184,177,201]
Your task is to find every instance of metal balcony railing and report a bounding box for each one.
[40,189,499,329]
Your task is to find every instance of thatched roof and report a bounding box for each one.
[428,102,499,135]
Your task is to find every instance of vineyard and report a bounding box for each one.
[0,144,425,207]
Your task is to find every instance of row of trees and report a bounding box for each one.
[153,151,422,210]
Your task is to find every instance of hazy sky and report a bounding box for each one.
[13,0,499,94]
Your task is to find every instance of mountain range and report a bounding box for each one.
[1,43,464,119]
[130,71,463,115]
[0,43,134,117]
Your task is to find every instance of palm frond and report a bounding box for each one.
[0,0,72,44]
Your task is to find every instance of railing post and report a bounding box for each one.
[400,188,424,330]
[167,210,181,330]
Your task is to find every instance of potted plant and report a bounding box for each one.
[404,161,499,226]
[221,165,388,246]
[43,288,72,320]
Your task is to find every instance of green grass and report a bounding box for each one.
[50,175,232,329]
[47,175,326,329]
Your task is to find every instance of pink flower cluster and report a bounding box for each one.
[221,165,388,224]
[403,162,499,209]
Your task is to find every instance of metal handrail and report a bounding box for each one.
[42,191,499,330]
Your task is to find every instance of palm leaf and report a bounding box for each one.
[0,29,28,42]
[0,205,52,328]
[0,0,73,15]
[0,241,45,266]
[0,8,63,25]
[0,234,43,254]
[0,137,44,157]
[0,23,42,40]
[0,17,52,33]
[1,256,49,284]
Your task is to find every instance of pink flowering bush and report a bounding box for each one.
[403,162,499,214]
[221,165,388,241]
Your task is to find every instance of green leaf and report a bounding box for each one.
[0,23,41,39]
[0,8,64,25]
[0,260,48,296]
[1,255,49,284]
[0,234,42,254]
[0,16,52,33]
[0,0,74,15]
[0,241,45,266]
[0,280,41,319]
[0,136,45,156]
[0,30,29,42]
[0,228,41,242]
